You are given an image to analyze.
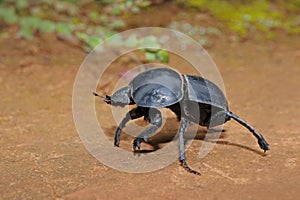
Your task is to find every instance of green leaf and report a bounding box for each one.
[101,0,115,4]
[99,14,108,24]
[56,23,73,35]
[18,17,44,40]
[18,17,39,41]
[75,32,89,41]
[145,51,156,61]
[16,0,28,10]
[140,36,160,49]
[124,34,139,47]
[90,12,99,23]
[20,17,40,29]
[156,50,169,63]
[108,19,125,29]
[0,7,18,24]
[38,20,56,33]
[137,0,151,8]
[19,26,34,40]
[111,4,125,15]
[107,34,122,46]
[86,36,102,48]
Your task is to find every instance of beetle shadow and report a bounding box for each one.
[205,140,267,156]
[103,124,266,156]
[147,129,266,156]
[146,123,227,144]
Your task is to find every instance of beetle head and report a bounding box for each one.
[94,86,132,107]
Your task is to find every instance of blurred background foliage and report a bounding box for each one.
[0,0,151,51]
[0,0,299,53]
[178,0,300,38]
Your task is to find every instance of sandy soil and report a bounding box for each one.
[1,7,300,200]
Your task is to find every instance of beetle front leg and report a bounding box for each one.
[114,107,144,147]
[179,118,200,175]
[133,108,162,151]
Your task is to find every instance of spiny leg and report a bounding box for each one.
[179,118,200,175]
[226,111,269,152]
[133,108,162,151]
[114,107,144,147]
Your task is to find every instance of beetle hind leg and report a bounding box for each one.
[226,111,270,152]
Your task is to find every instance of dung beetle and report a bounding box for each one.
[93,68,269,175]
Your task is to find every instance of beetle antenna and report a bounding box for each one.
[226,111,269,152]
[93,92,106,99]
[93,92,111,104]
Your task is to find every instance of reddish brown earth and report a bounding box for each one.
[1,5,300,200]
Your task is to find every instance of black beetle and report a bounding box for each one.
[93,68,269,175]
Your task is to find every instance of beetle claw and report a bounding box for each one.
[180,159,201,175]
[258,136,270,152]
[133,138,143,151]
[114,142,120,147]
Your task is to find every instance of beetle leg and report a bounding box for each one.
[133,108,162,151]
[226,111,270,152]
[114,107,144,147]
[179,118,201,175]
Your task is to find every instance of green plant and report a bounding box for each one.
[168,21,221,47]
[0,0,155,55]
[107,34,169,63]
[178,0,300,38]
[0,7,18,24]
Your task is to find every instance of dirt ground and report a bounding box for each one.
[1,5,300,200]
